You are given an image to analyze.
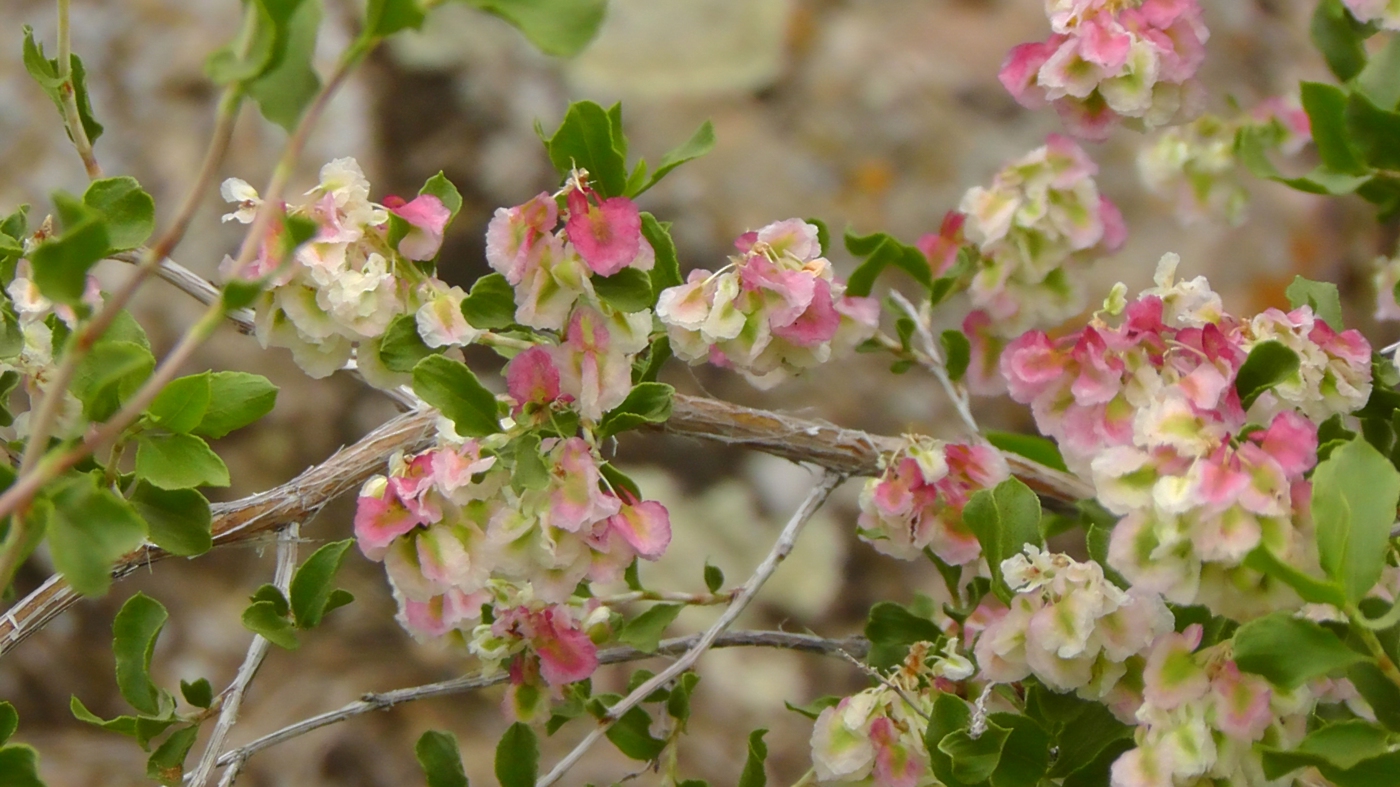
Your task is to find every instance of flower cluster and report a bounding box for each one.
[354,426,671,640]
[222,158,468,385]
[1137,99,1311,226]
[655,219,880,389]
[1000,0,1210,140]
[856,437,1010,564]
[1110,625,1311,787]
[1002,255,1371,617]
[972,547,1173,717]
[810,640,973,787]
[467,583,611,722]
[1343,0,1400,30]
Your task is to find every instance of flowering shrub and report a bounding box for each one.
[8,1,1400,787]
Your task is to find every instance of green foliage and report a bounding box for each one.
[461,273,517,330]
[1346,661,1400,731]
[112,593,172,717]
[592,267,654,313]
[71,336,155,422]
[148,373,211,434]
[1233,340,1301,411]
[1311,437,1400,602]
[48,475,148,596]
[606,705,668,760]
[179,678,213,710]
[597,382,674,438]
[938,721,1012,784]
[494,722,539,787]
[135,433,231,489]
[415,730,470,787]
[145,725,199,786]
[738,728,769,787]
[509,434,550,492]
[288,539,356,628]
[379,313,439,373]
[241,590,299,650]
[363,0,427,38]
[29,193,109,306]
[0,702,46,787]
[1311,0,1373,82]
[22,25,103,145]
[983,431,1068,473]
[617,603,683,653]
[703,561,724,593]
[1285,275,1345,329]
[247,0,323,131]
[844,230,934,297]
[192,371,278,438]
[130,482,213,557]
[640,213,682,293]
[83,177,155,253]
[666,672,701,724]
[1233,612,1367,689]
[1261,719,1400,786]
[940,330,971,382]
[630,121,716,198]
[539,101,715,200]
[864,600,942,670]
[963,478,1043,602]
[411,355,502,437]
[460,0,607,58]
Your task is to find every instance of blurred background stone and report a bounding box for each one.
[1,0,1395,784]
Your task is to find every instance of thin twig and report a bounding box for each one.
[54,0,101,179]
[887,290,978,435]
[206,630,869,773]
[536,469,844,787]
[0,395,1089,659]
[189,523,300,787]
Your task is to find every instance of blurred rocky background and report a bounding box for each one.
[0,0,1393,784]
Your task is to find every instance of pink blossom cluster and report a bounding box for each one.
[467,584,610,722]
[1343,0,1400,30]
[353,430,671,641]
[1000,0,1210,140]
[1002,256,1372,617]
[1110,625,1312,787]
[810,640,973,787]
[855,437,1010,564]
[222,158,467,385]
[1138,99,1311,226]
[485,183,654,334]
[655,219,880,389]
[972,547,1173,716]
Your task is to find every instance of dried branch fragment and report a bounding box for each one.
[0,394,1088,657]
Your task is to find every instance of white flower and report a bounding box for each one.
[219,178,261,224]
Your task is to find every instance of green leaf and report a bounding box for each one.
[415,730,469,787]
[364,0,426,37]
[0,702,15,746]
[411,356,502,437]
[1061,739,1134,787]
[983,431,1068,473]
[940,330,971,382]
[461,0,607,58]
[592,267,654,313]
[135,433,230,489]
[193,371,278,439]
[1346,90,1400,170]
[617,603,683,653]
[29,193,109,306]
[541,100,628,197]
[1242,543,1347,607]
[0,205,28,242]
[289,539,355,628]
[963,477,1043,602]
[784,696,841,720]
[598,382,673,437]
[131,482,212,558]
[1233,612,1367,689]
[1347,661,1400,731]
[704,562,724,593]
[49,478,148,597]
[1311,437,1400,602]
[864,601,942,671]
[494,722,538,787]
[148,373,211,434]
[666,672,700,722]
[246,0,322,130]
[1311,0,1372,82]
[939,721,1012,785]
[1356,36,1400,110]
[22,25,103,145]
[607,706,667,760]
[1302,81,1370,175]
[844,232,933,297]
[69,695,175,747]
[925,693,976,787]
[71,339,155,422]
[146,724,199,786]
[738,728,768,787]
[510,433,550,492]
[1262,720,1393,781]
[420,172,463,222]
[241,600,299,650]
[631,121,716,198]
[378,313,438,373]
[179,678,213,710]
[640,213,682,293]
[633,336,671,385]
[251,583,290,617]
[1236,126,1371,195]
[1234,340,1301,411]
[1285,275,1344,329]
[461,273,517,330]
[83,177,154,253]
[0,745,45,787]
[1044,698,1133,778]
[112,593,170,716]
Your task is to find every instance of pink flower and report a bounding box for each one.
[355,478,426,560]
[547,438,622,533]
[916,212,967,277]
[1210,662,1272,742]
[869,717,921,787]
[551,306,650,421]
[771,277,841,347]
[505,346,562,415]
[565,189,643,276]
[385,193,451,261]
[607,494,672,559]
[1142,624,1208,709]
[486,192,558,284]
